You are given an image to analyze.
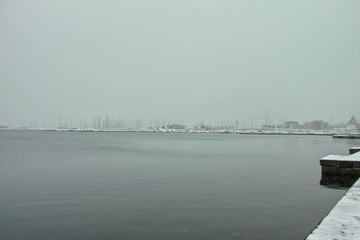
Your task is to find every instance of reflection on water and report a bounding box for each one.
[320,173,358,189]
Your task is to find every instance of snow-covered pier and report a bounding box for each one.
[306,147,360,239]
[306,178,360,239]
[320,147,360,177]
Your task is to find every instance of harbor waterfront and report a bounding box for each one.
[1,130,359,240]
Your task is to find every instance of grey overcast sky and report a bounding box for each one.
[1,0,360,126]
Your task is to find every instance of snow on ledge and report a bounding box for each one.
[321,152,360,161]
[306,178,360,240]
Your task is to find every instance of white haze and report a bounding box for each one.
[1,0,360,127]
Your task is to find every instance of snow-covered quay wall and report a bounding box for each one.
[306,178,360,240]
[306,147,360,239]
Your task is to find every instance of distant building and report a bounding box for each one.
[305,120,324,130]
[347,116,358,125]
[346,116,358,129]
[167,124,186,130]
[305,122,313,130]
[313,120,324,130]
[284,121,299,129]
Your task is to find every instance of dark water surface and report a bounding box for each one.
[0,131,359,240]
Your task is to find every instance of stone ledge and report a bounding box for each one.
[321,167,360,177]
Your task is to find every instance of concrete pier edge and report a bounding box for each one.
[306,147,360,239]
[306,177,360,239]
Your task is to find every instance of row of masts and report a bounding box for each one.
[56,114,281,130]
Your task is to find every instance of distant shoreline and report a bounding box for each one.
[2,127,359,137]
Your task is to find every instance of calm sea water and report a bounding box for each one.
[0,130,359,240]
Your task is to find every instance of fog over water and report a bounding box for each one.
[1,1,360,126]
